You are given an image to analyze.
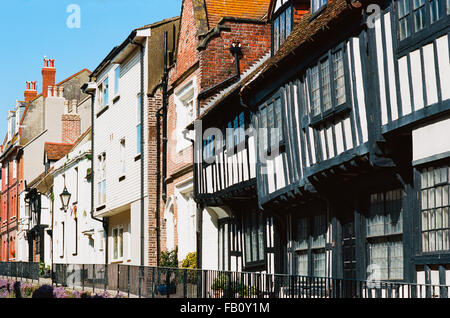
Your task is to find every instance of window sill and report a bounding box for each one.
[112,94,120,103]
[309,4,327,22]
[96,105,110,118]
[96,205,106,212]
[309,103,352,129]
[119,175,126,182]
[134,154,141,162]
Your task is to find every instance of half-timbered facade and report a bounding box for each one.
[194,0,450,289]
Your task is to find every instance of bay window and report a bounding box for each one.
[420,164,450,252]
[397,0,448,43]
[366,189,404,280]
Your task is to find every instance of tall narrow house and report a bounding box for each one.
[89,18,179,266]
[156,0,273,269]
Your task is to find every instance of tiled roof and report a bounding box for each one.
[204,0,271,27]
[241,0,360,94]
[44,142,74,161]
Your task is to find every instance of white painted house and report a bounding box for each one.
[52,128,105,265]
[90,28,150,266]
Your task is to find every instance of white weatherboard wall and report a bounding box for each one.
[53,141,105,265]
[413,117,450,163]
[93,41,149,265]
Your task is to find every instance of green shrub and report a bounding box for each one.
[160,247,178,268]
[181,252,197,283]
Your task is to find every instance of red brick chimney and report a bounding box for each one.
[24,81,37,102]
[42,57,56,98]
[61,100,81,143]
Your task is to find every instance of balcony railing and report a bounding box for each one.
[1,262,449,298]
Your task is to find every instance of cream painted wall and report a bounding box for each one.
[413,116,450,163]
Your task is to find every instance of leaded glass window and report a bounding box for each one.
[421,165,450,252]
[308,47,348,118]
[366,189,404,281]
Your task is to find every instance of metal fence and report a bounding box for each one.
[1,262,450,298]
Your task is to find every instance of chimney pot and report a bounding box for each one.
[42,57,56,98]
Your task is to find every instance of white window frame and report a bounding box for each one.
[112,225,124,262]
[175,79,197,153]
[97,153,106,206]
[12,160,17,180]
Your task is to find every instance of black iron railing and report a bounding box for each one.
[1,262,449,298]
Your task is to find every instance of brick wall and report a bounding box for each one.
[61,114,81,144]
[147,89,165,266]
[198,20,271,99]
[170,0,200,84]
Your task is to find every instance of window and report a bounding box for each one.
[259,96,284,153]
[294,213,327,277]
[175,82,196,152]
[103,78,109,106]
[60,221,65,258]
[4,165,8,186]
[397,0,448,42]
[97,78,109,109]
[420,165,450,252]
[312,0,328,14]
[120,139,126,175]
[74,167,78,203]
[226,112,246,150]
[73,217,78,255]
[114,66,120,95]
[243,212,266,267]
[272,2,293,53]
[97,153,106,206]
[112,226,124,261]
[309,48,347,118]
[12,160,17,179]
[203,135,215,163]
[366,189,404,280]
[219,218,242,271]
[137,94,142,155]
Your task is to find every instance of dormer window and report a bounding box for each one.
[311,0,328,14]
[272,0,293,53]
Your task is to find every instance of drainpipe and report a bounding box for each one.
[154,32,170,266]
[156,108,162,267]
[6,162,9,263]
[128,38,145,266]
[162,32,168,202]
[197,42,242,101]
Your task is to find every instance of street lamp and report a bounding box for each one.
[60,187,71,212]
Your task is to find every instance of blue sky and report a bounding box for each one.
[0,0,182,133]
